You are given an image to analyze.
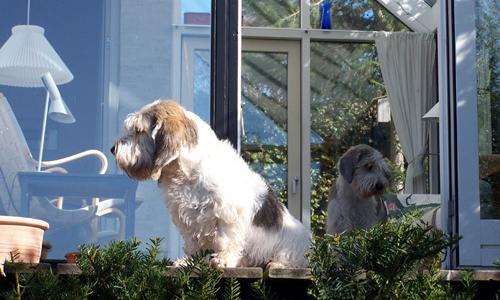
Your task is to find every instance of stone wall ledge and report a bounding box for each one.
[4,263,500,282]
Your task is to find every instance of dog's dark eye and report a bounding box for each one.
[365,164,373,171]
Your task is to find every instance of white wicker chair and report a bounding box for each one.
[0,93,126,242]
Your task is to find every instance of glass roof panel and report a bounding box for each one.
[243,0,300,28]
[310,0,409,31]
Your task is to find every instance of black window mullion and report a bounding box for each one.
[210,0,239,148]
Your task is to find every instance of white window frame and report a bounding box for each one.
[437,0,453,269]
[171,25,210,107]
[180,35,211,113]
[448,0,500,267]
[170,27,211,259]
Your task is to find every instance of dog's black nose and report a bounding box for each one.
[110,145,116,155]
[375,183,384,191]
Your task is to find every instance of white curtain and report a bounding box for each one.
[375,32,437,193]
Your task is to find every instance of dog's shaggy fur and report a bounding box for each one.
[326,144,390,235]
[112,100,311,268]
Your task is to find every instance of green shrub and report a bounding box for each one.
[2,228,481,299]
[1,268,90,300]
[2,239,246,300]
[77,238,176,299]
[307,213,466,300]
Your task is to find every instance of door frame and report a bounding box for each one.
[451,0,500,266]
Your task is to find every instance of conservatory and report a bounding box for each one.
[0,0,497,273]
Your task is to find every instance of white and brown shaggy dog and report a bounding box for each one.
[326,144,390,235]
[111,100,311,268]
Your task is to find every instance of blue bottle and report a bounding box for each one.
[320,0,332,30]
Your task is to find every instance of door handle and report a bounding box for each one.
[291,176,299,194]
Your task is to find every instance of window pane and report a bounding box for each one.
[476,0,500,219]
[193,50,211,123]
[243,0,300,28]
[310,0,409,31]
[0,0,211,259]
[309,42,405,235]
[241,52,289,202]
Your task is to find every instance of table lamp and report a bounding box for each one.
[0,21,75,171]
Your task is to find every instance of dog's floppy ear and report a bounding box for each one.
[339,148,361,184]
[153,120,182,167]
[152,102,198,168]
[125,131,156,180]
[123,111,155,134]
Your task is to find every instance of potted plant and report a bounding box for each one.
[0,216,49,276]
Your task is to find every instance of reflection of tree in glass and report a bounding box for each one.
[476,0,499,154]
[193,51,211,123]
[242,53,288,130]
[241,145,289,205]
[243,0,300,28]
[476,0,500,218]
[241,52,290,204]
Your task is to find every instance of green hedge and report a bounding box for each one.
[2,215,482,299]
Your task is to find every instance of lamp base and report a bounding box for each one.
[37,90,50,172]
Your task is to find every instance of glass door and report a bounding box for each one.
[453,0,500,266]
[241,39,302,220]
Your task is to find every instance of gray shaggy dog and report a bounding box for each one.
[326,144,391,235]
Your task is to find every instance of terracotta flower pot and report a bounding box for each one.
[64,251,80,264]
[0,216,49,276]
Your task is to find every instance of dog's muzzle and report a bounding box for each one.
[110,145,116,155]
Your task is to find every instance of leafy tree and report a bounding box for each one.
[243,0,300,28]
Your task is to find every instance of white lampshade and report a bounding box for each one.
[41,72,75,123]
[0,25,73,87]
[49,97,75,124]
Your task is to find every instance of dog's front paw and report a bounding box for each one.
[265,261,287,269]
[209,253,241,268]
[173,256,190,267]
[209,256,224,268]
[174,254,214,267]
